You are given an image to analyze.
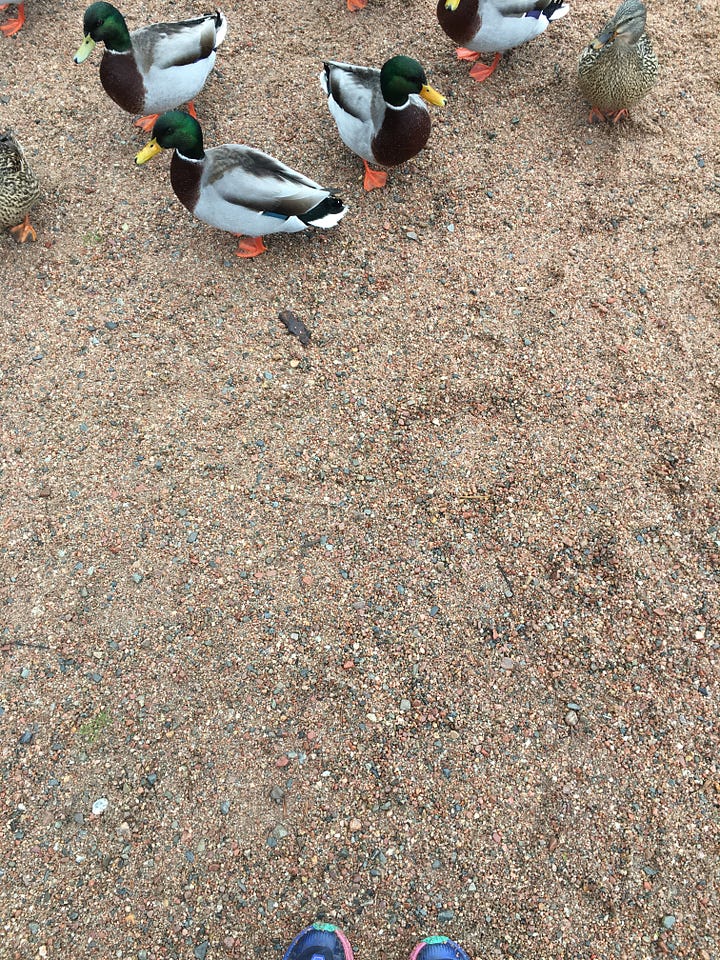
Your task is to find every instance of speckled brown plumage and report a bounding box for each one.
[578,0,658,120]
[0,129,40,240]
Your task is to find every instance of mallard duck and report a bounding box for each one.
[0,1,25,36]
[578,0,657,123]
[135,111,348,258]
[320,56,445,191]
[437,0,569,81]
[74,2,227,132]
[0,130,40,242]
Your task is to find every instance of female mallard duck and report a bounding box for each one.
[437,0,569,81]
[0,129,40,242]
[320,56,445,191]
[74,2,227,132]
[135,111,348,258]
[578,0,657,123]
[0,1,25,36]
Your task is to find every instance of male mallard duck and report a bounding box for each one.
[135,111,348,258]
[74,2,227,132]
[437,0,569,81]
[0,129,40,242]
[578,0,657,123]
[320,56,445,191]
[0,1,25,36]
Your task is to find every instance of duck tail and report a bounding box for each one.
[530,0,569,22]
[300,195,348,229]
[319,62,331,98]
[213,9,228,48]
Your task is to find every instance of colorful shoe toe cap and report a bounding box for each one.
[409,936,471,960]
[283,923,354,960]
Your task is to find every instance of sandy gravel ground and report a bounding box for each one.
[1,0,719,957]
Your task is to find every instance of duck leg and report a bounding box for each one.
[347,0,367,9]
[362,159,387,191]
[9,214,37,243]
[468,51,502,82]
[134,113,160,133]
[1,2,25,36]
[234,236,267,258]
[588,105,629,124]
[187,101,198,119]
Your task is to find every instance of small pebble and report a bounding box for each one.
[92,798,109,816]
[500,657,514,671]
[349,818,362,832]
[400,699,411,712]
[564,710,578,727]
[662,915,676,930]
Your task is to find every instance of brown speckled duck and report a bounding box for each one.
[0,130,40,242]
[578,0,658,123]
[74,2,227,132]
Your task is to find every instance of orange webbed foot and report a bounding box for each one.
[234,236,267,258]
[9,214,37,243]
[347,0,367,9]
[186,100,198,120]
[455,47,480,62]
[134,113,159,133]
[468,51,501,82]
[609,108,629,124]
[362,159,387,191]
[1,2,25,36]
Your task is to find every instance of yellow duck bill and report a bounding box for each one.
[74,34,96,64]
[420,84,446,107]
[135,139,164,164]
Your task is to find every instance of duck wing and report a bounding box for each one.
[321,61,383,123]
[131,11,227,74]
[205,145,334,218]
[0,129,25,174]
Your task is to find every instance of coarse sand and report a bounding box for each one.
[1,0,719,958]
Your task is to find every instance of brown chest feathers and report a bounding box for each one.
[170,152,202,213]
[99,51,147,115]
[371,104,431,168]
[437,0,481,45]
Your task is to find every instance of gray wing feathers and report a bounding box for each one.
[322,61,382,122]
[206,146,330,216]
[131,13,225,73]
[488,0,542,16]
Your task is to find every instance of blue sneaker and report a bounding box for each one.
[409,936,471,960]
[283,923,354,960]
